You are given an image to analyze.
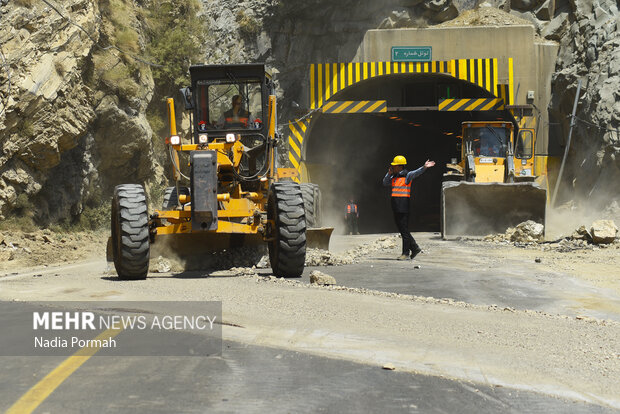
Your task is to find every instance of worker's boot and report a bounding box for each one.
[397,254,410,260]
[410,247,422,259]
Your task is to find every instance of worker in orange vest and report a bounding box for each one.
[383,155,435,260]
[220,94,250,128]
[345,198,359,235]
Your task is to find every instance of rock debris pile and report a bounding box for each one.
[305,235,399,266]
[151,246,267,273]
[484,219,619,251]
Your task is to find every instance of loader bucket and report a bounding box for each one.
[441,181,547,238]
[306,227,334,250]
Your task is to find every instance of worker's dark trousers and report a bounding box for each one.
[346,214,358,234]
[393,211,419,255]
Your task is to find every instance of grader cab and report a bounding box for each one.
[110,64,323,279]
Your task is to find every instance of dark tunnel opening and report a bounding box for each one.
[303,73,516,234]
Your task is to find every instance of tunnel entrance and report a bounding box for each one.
[303,73,516,234]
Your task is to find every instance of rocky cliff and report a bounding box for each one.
[0,0,163,225]
[0,0,618,227]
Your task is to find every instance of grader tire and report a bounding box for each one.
[162,186,190,210]
[300,183,322,228]
[268,182,306,278]
[111,184,150,280]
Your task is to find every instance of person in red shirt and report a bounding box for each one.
[345,199,359,235]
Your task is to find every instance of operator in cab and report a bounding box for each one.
[219,94,250,128]
[383,155,435,260]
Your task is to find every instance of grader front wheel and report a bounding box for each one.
[267,182,307,277]
[111,184,150,280]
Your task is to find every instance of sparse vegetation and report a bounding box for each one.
[236,10,261,35]
[143,0,207,177]
[14,0,35,8]
[145,0,207,98]
[0,215,38,233]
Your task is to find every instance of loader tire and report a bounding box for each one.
[268,182,306,278]
[111,184,150,280]
[300,183,322,228]
[162,186,190,210]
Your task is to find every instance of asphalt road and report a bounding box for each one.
[310,234,620,322]
[1,234,619,413]
[1,335,616,414]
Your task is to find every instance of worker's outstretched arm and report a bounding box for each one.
[406,159,436,183]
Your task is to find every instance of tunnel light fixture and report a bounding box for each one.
[389,116,398,120]
[413,123,421,127]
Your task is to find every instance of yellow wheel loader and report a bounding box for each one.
[441,120,547,238]
[110,64,325,280]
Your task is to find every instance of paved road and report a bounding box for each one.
[1,337,616,413]
[1,234,619,412]
[307,233,620,322]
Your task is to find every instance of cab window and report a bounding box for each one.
[195,80,263,131]
[516,130,533,159]
[464,127,508,157]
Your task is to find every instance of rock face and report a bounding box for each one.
[0,0,162,223]
[201,0,464,125]
[2,0,619,226]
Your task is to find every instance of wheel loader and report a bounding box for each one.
[110,63,327,280]
[441,120,547,238]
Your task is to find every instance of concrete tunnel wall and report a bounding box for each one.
[303,73,516,233]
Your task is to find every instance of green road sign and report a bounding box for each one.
[391,46,432,62]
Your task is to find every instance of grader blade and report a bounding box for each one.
[306,227,334,250]
[441,181,547,238]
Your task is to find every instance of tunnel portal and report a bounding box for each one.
[300,73,516,234]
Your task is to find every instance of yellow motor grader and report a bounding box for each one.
[110,64,325,279]
[441,120,547,237]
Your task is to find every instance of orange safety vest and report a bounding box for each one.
[346,204,358,214]
[224,109,249,127]
[391,176,411,198]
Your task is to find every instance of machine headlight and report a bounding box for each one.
[198,133,208,144]
[170,135,180,145]
[226,133,236,143]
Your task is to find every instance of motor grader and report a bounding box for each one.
[110,63,323,279]
[441,120,547,237]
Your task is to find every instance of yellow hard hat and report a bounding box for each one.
[391,155,407,166]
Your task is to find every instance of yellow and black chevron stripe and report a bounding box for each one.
[310,59,505,109]
[310,61,452,109]
[287,119,309,182]
[438,98,504,111]
[321,100,387,114]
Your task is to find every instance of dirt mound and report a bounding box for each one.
[0,229,108,272]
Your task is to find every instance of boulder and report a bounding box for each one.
[309,270,337,286]
[590,220,618,244]
[510,220,544,243]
